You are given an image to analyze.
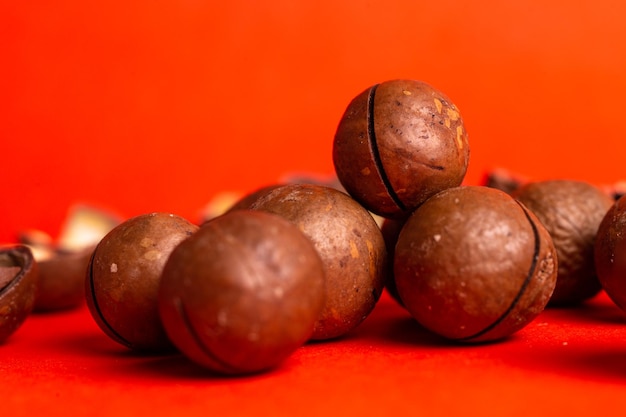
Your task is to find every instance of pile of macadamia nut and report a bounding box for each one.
[3,79,626,376]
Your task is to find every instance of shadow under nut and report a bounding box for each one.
[0,245,39,342]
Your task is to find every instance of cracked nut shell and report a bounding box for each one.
[249,183,387,340]
[159,210,325,375]
[86,212,198,351]
[333,79,470,219]
[0,245,38,343]
[394,186,557,342]
[513,180,613,305]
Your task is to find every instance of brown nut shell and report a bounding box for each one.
[34,247,93,312]
[481,168,528,195]
[0,245,39,343]
[249,184,387,340]
[513,180,613,305]
[224,184,284,214]
[333,79,470,219]
[159,210,325,375]
[594,196,626,311]
[394,186,557,342]
[86,212,198,351]
[380,218,406,307]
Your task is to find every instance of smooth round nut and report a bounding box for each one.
[513,180,613,305]
[224,184,284,214]
[159,210,325,375]
[33,247,93,312]
[19,206,119,312]
[86,212,198,351]
[333,79,470,219]
[18,229,90,312]
[249,184,387,340]
[594,196,626,311]
[0,245,39,343]
[395,186,557,342]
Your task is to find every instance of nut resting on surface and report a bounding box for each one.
[333,79,470,219]
[34,248,94,312]
[594,195,626,311]
[246,183,387,340]
[394,186,558,343]
[0,245,39,343]
[513,180,613,305]
[86,212,198,351]
[20,229,95,312]
[159,210,326,375]
[19,204,120,312]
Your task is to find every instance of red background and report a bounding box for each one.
[3,0,626,241]
[3,1,626,416]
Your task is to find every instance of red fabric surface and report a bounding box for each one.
[3,290,626,417]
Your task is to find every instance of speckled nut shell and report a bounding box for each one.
[333,79,470,219]
[159,210,325,375]
[249,184,387,340]
[86,213,198,351]
[0,245,38,343]
[513,180,613,306]
[594,195,626,311]
[224,184,284,215]
[394,186,557,342]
